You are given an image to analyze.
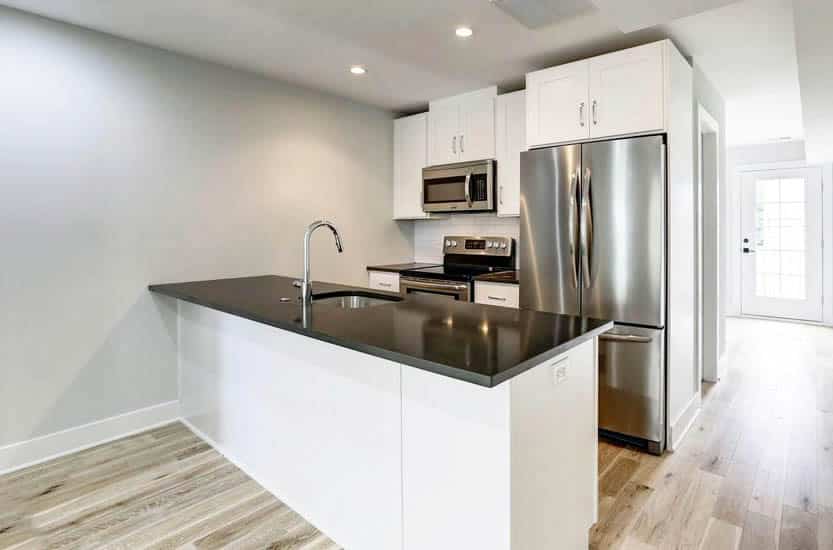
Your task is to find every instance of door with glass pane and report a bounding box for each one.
[741,168,823,321]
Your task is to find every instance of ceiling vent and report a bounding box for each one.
[489,0,595,29]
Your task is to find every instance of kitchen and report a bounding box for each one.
[2,2,831,550]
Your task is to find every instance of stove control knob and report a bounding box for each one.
[485,241,492,248]
[445,240,452,247]
[451,240,458,247]
[500,242,507,249]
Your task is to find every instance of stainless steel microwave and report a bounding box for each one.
[422,159,495,213]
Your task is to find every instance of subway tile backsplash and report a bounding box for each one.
[413,214,520,266]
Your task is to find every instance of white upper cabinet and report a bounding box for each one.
[526,40,673,148]
[495,90,526,217]
[428,87,496,165]
[588,41,664,138]
[427,101,460,166]
[393,113,431,220]
[526,60,589,147]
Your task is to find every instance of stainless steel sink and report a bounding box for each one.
[312,291,400,309]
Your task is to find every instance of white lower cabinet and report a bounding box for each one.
[179,301,599,550]
[368,270,400,292]
[402,339,598,550]
[475,281,519,308]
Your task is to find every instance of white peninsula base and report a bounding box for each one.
[177,301,599,550]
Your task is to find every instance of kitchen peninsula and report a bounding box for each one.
[149,275,612,550]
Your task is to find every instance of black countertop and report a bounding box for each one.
[474,270,520,284]
[366,262,440,273]
[148,275,612,387]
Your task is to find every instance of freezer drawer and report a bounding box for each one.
[598,326,665,449]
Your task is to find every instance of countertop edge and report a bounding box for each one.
[148,284,499,387]
[149,283,612,389]
[490,320,614,385]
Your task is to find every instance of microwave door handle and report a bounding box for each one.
[464,173,472,206]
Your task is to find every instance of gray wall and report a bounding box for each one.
[0,7,413,447]
[692,64,728,361]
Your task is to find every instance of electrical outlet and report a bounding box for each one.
[554,362,568,385]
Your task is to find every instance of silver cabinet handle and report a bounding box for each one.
[580,167,593,288]
[487,295,507,301]
[499,185,504,205]
[600,333,652,343]
[592,100,598,125]
[579,102,585,127]
[378,282,393,288]
[460,134,464,153]
[452,135,457,155]
[464,172,472,206]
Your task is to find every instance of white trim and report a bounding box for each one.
[823,163,833,325]
[0,401,180,475]
[716,352,728,382]
[728,313,833,328]
[668,392,701,451]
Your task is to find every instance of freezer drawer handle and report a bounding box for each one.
[600,333,653,344]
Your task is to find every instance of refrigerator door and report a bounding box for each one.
[520,145,582,316]
[598,325,665,452]
[580,136,666,327]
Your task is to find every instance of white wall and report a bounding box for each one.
[413,215,520,265]
[692,64,728,363]
[0,7,412,449]
[726,140,833,324]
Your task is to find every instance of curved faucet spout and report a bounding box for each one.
[295,220,344,303]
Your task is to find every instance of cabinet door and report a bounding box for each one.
[496,91,525,217]
[588,42,664,138]
[394,113,430,219]
[459,94,495,162]
[427,101,460,166]
[526,60,590,147]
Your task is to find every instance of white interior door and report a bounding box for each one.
[741,167,823,321]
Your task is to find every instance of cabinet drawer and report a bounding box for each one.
[368,271,400,292]
[474,281,519,308]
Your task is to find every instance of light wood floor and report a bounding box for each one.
[2,317,830,549]
[591,317,833,550]
[0,422,339,549]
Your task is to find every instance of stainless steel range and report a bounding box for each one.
[399,236,515,302]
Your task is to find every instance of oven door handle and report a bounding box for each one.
[401,279,469,292]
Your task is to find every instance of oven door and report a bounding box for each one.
[400,277,471,301]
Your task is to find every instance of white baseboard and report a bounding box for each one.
[0,400,180,475]
[668,393,701,451]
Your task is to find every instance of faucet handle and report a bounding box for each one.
[292,280,302,288]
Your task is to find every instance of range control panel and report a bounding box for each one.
[443,236,514,257]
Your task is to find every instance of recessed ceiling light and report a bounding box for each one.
[349,65,367,75]
[455,26,473,38]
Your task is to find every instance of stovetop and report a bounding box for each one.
[399,263,510,283]
[401,235,517,283]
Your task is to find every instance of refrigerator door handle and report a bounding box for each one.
[569,170,580,288]
[600,333,653,343]
[581,167,593,288]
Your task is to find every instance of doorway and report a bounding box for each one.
[740,166,824,322]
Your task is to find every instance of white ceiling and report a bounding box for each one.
[0,0,812,147]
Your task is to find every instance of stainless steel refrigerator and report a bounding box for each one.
[520,135,667,454]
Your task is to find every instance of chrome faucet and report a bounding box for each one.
[294,220,344,303]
